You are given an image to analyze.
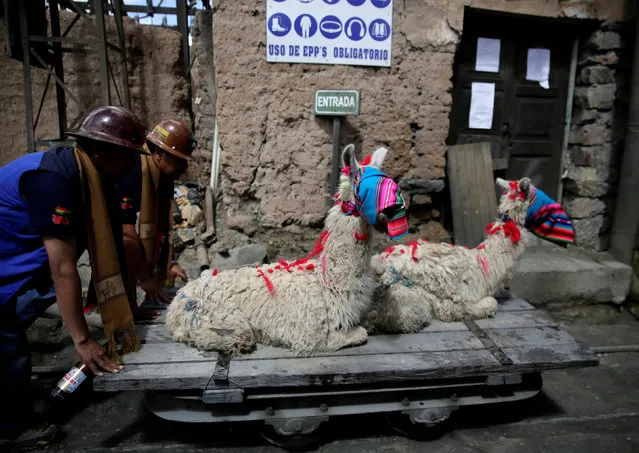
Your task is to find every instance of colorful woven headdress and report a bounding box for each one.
[353,166,408,240]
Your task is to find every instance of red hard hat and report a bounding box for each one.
[67,106,148,154]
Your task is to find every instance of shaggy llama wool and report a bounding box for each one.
[166,145,404,355]
[364,177,547,333]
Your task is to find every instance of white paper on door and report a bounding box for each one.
[475,38,501,73]
[526,48,551,89]
[469,82,495,130]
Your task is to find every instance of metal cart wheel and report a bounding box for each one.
[260,417,327,450]
[385,406,455,440]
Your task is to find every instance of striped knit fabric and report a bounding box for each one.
[526,187,575,247]
[353,167,408,240]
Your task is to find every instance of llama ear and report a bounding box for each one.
[340,144,352,169]
[341,144,357,168]
[369,147,388,169]
[519,178,532,197]
[496,177,509,190]
[342,144,359,176]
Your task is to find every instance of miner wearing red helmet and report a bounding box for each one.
[116,119,196,319]
[0,106,147,448]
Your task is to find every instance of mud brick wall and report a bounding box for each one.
[212,0,631,254]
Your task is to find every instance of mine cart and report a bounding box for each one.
[95,290,598,447]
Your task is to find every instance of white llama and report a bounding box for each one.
[166,144,408,355]
[363,177,575,333]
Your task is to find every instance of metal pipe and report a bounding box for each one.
[146,0,155,16]
[557,38,579,204]
[29,49,89,113]
[93,0,111,105]
[18,1,35,153]
[176,0,190,78]
[112,0,131,109]
[202,185,216,244]
[331,117,341,196]
[49,0,67,138]
[211,120,220,194]
[610,10,639,265]
[34,68,53,130]
[68,2,196,16]
[62,13,82,38]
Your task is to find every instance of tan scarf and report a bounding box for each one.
[139,151,174,287]
[74,147,140,361]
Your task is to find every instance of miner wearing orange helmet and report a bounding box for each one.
[116,119,196,319]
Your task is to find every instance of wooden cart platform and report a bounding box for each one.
[96,291,598,394]
[93,291,599,443]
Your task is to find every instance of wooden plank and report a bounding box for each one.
[226,350,503,389]
[135,324,172,343]
[486,326,578,349]
[234,330,485,361]
[134,310,168,325]
[121,342,217,365]
[475,310,557,330]
[420,320,469,332]
[227,341,598,390]
[94,362,217,392]
[497,297,535,311]
[447,142,498,247]
[501,342,599,371]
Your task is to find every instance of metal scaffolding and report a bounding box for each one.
[9,0,194,153]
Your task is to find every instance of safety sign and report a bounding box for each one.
[266,0,393,67]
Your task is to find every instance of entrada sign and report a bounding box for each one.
[314,89,360,116]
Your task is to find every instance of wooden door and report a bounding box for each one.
[448,9,574,198]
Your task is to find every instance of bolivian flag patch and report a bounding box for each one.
[121,196,133,210]
[52,206,71,225]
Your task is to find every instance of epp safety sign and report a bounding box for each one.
[267,0,393,68]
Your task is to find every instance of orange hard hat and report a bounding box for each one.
[146,119,196,160]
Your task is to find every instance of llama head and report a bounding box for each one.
[337,144,408,240]
[496,177,534,226]
[497,177,575,247]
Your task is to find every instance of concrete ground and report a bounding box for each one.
[20,310,639,453]
[510,240,633,307]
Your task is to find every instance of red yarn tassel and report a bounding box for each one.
[408,241,419,262]
[257,269,275,296]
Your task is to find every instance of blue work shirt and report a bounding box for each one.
[0,146,127,305]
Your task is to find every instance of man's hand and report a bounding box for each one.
[130,304,160,322]
[140,276,171,305]
[75,338,124,377]
[169,264,188,282]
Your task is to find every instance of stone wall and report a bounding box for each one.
[564,23,633,251]
[0,9,190,166]
[212,0,633,255]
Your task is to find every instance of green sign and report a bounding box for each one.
[314,90,360,116]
